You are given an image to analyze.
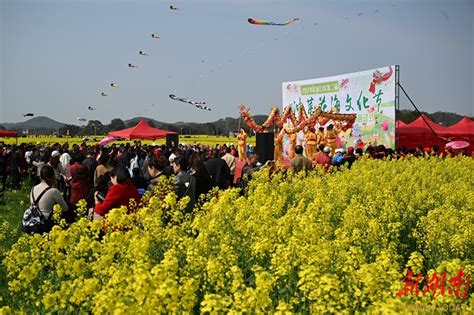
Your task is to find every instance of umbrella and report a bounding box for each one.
[445,140,470,150]
[99,136,117,146]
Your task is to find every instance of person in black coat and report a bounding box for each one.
[189,153,212,201]
[204,149,230,189]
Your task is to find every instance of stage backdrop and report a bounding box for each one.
[282,65,396,152]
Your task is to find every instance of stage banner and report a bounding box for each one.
[282,65,396,150]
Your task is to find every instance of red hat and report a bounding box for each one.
[356,140,365,149]
[347,146,354,153]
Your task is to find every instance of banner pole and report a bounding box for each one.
[395,65,400,149]
[398,83,442,140]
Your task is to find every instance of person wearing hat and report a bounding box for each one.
[344,146,356,168]
[332,148,345,167]
[48,150,68,194]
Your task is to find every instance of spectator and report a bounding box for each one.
[205,149,230,189]
[69,153,89,213]
[221,147,237,181]
[146,156,166,191]
[189,154,212,201]
[82,148,98,186]
[314,146,332,171]
[49,150,68,194]
[94,165,140,217]
[172,156,196,213]
[344,147,356,168]
[290,145,312,173]
[131,167,148,190]
[332,148,345,167]
[94,151,113,187]
[26,165,69,233]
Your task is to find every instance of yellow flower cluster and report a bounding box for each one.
[2,157,473,313]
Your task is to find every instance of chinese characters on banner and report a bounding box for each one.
[396,268,471,300]
[282,66,396,150]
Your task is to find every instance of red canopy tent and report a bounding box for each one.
[395,120,407,128]
[446,117,474,140]
[397,114,450,149]
[107,119,176,140]
[0,130,18,137]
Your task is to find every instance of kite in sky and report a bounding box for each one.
[128,63,137,68]
[139,51,149,56]
[77,117,87,122]
[23,113,34,117]
[248,18,299,26]
[110,83,119,88]
[151,34,160,39]
[169,94,211,111]
[170,5,179,10]
[101,92,108,96]
[88,106,95,111]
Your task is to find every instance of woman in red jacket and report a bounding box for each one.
[94,165,140,217]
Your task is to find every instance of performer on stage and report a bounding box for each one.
[274,134,283,162]
[237,128,248,161]
[304,126,317,158]
[288,132,297,160]
[316,127,325,147]
[325,124,337,156]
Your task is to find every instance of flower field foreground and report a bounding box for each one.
[1,157,473,313]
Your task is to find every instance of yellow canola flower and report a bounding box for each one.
[1,157,473,313]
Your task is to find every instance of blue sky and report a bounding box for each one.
[1,0,473,125]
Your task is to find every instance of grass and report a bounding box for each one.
[0,180,31,307]
[0,135,257,146]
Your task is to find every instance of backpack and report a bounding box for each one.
[21,186,53,234]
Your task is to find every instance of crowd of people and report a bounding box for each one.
[0,139,469,233]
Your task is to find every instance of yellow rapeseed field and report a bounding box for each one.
[0,135,256,147]
[0,157,473,313]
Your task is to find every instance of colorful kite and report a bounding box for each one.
[151,34,160,39]
[169,94,211,111]
[248,18,299,26]
[170,5,179,10]
[110,83,119,88]
[139,51,149,56]
[128,63,137,68]
[23,113,34,117]
[101,92,108,96]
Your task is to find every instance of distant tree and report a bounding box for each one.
[0,125,5,130]
[109,118,126,131]
[147,120,156,128]
[81,120,104,136]
[59,124,82,137]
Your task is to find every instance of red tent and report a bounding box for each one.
[397,114,449,149]
[447,117,474,140]
[395,120,407,128]
[0,129,18,137]
[107,119,176,140]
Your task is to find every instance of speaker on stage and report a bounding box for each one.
[166,134,179,149]
[255,132,274,164]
